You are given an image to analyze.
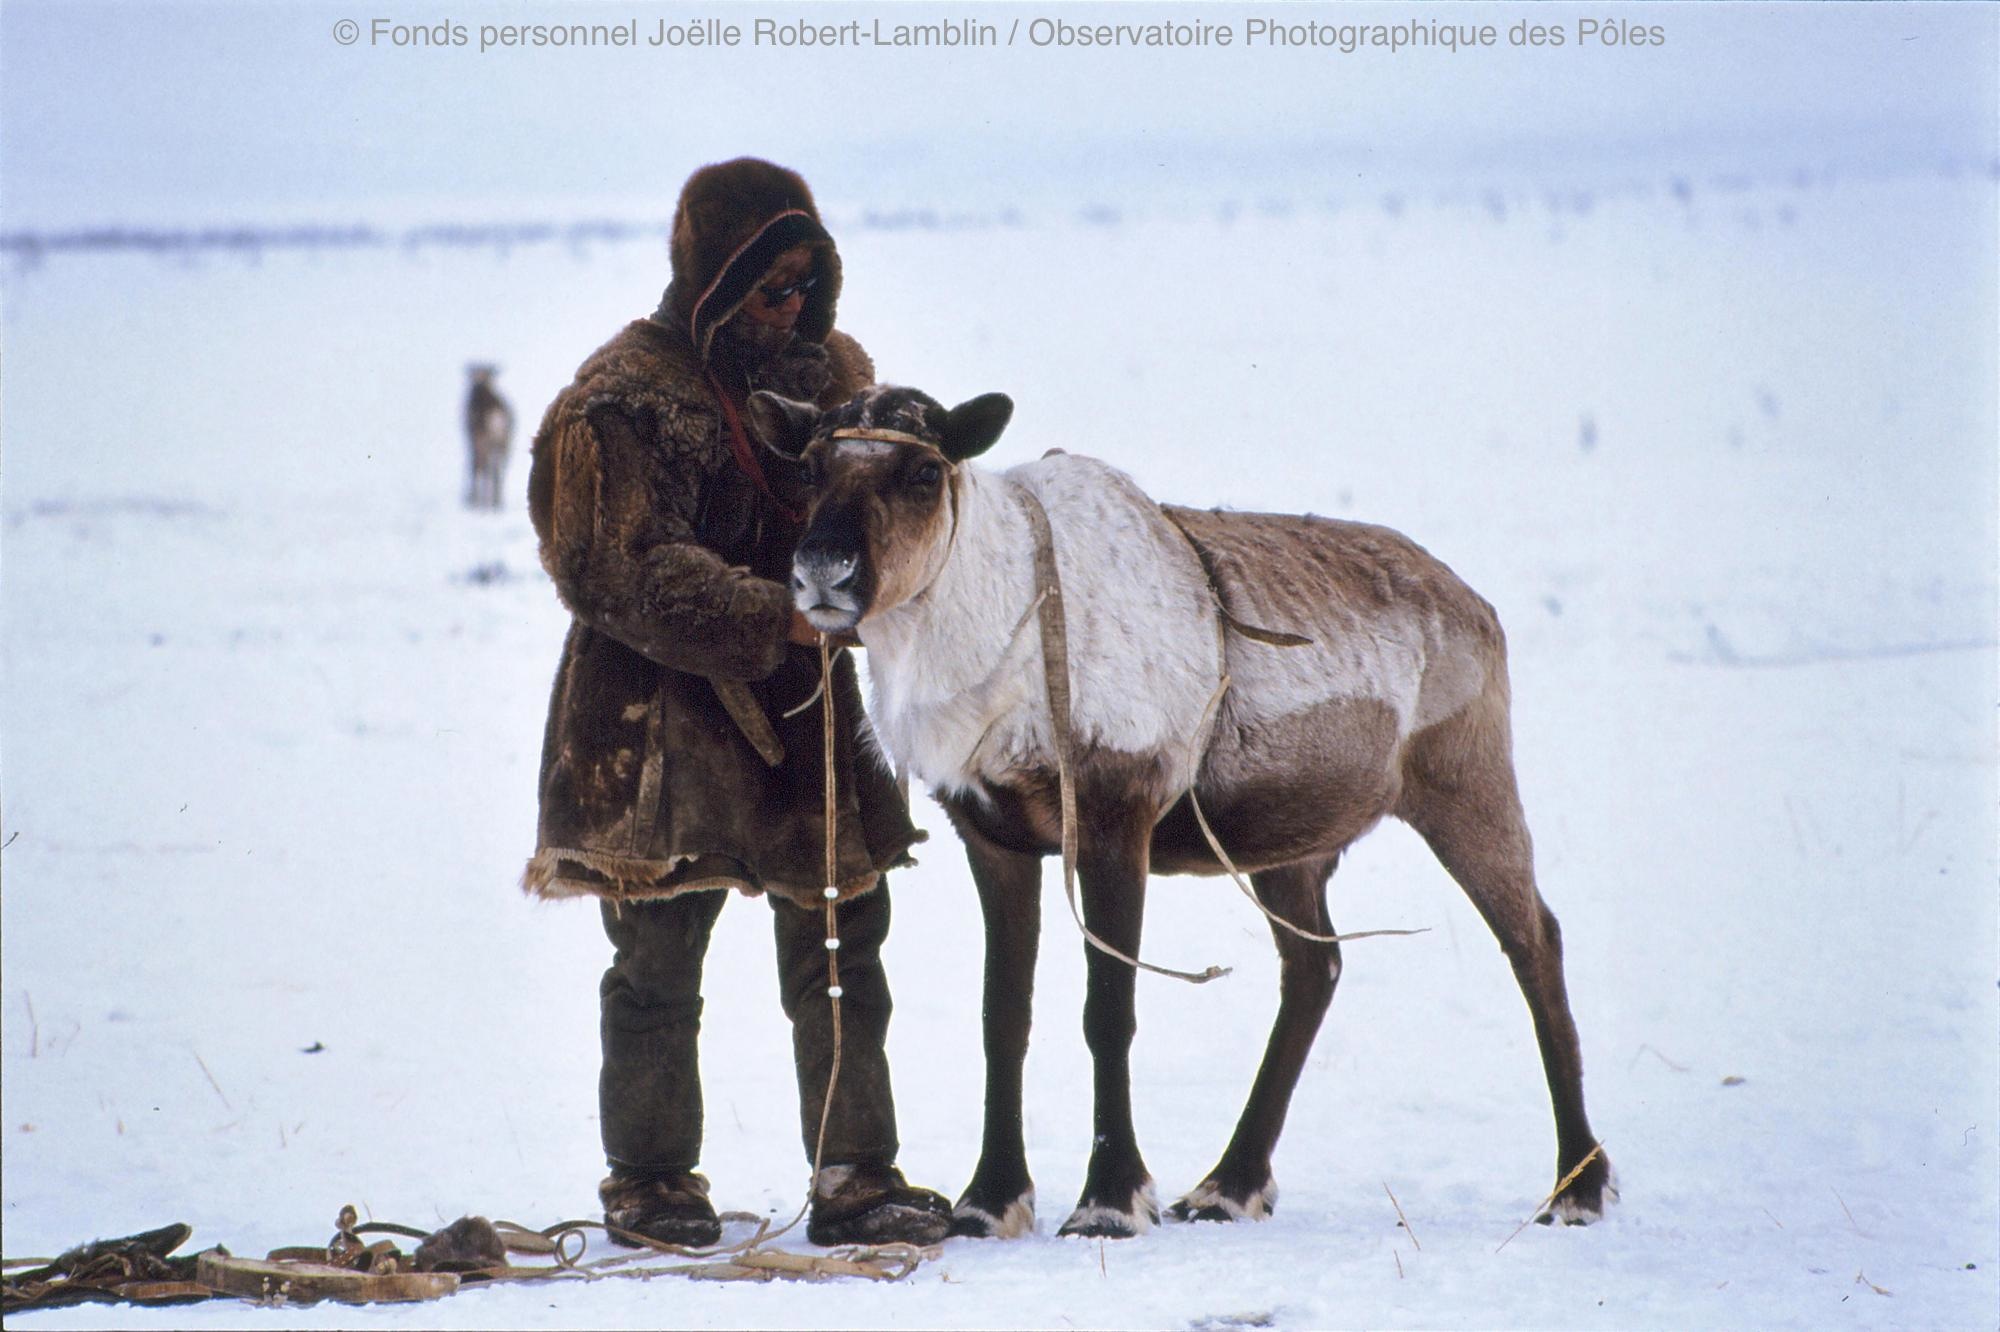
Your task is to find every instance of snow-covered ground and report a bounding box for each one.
[3,163,1996,1329]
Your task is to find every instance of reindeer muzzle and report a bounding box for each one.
[792,546,864,632]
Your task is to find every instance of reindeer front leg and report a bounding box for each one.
[1059,802,1158,1239]
[948,812,1044,1238]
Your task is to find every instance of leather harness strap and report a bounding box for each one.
[1159,508,1316,649]
[1016,485,1420,956]
[1012,485,1229,986]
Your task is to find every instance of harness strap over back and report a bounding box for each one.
[1012,485,1229,986]
[1015,484,1422,957]
[1159,508,1316,649]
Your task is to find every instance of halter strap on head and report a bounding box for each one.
[828,427,938,449]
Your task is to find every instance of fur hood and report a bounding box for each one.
[659,157,841,365]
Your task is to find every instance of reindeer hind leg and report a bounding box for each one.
[1399,701,1614,1223]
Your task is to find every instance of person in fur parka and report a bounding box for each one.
[524,158,949,1247]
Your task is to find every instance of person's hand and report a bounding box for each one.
[790,609,859,650]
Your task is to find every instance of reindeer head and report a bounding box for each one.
[747,384,1013,633]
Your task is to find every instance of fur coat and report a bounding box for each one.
[522,160,922,909]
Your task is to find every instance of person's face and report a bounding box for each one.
[740,245,816,334]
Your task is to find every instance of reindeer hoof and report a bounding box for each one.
[1536,1159,1619,1226]
[1167,1176,1277,1223]
[1057,1208,1146,1239]
[1058,1183,1159,1239]
[950,1190,1036,1239]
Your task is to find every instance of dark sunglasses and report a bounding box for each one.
[758,272,820,305]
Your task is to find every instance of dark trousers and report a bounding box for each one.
[598,882,899,1176]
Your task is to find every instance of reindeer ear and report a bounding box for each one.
[942,393,1014,463]
[746,391,822,460]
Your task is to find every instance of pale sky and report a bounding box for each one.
[2,1,1995,223]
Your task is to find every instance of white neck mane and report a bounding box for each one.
[856,465,1048,794]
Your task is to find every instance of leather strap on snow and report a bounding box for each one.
[1013,485,1228,986]
[3,1207,934,1311]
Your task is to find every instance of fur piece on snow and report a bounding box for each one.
[412,1217,506,1274]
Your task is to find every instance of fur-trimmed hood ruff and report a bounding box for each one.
[658,157,841,365]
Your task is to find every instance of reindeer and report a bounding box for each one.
[747,383,1614,1241]
[463,364,514,510]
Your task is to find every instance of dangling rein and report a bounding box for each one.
[1012,488,1427,985]
[708,370,804,524]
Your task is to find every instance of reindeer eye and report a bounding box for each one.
[910,460,942,488]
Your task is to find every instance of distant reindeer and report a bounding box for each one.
[749,384,1614,1241]
[463,364,513,510]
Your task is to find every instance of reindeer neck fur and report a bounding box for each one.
[857,455,1224,799]
[857,465,1046,795]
